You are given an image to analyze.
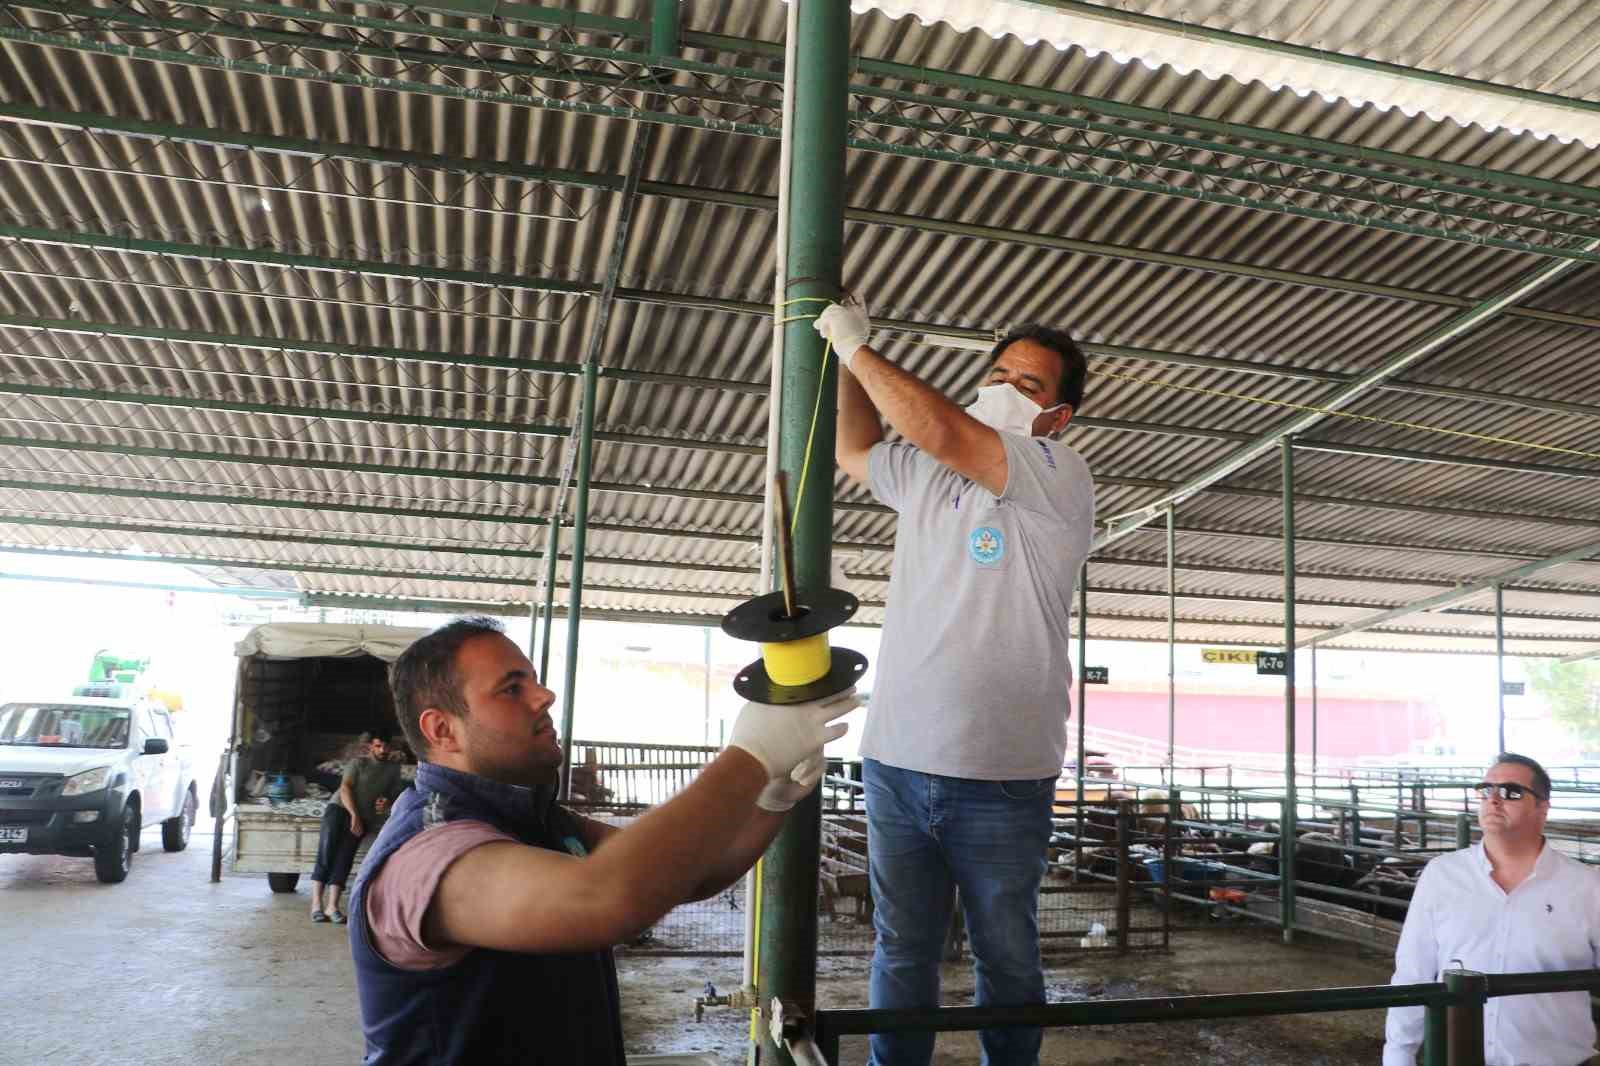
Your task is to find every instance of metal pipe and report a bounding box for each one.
[557,362,598,801]
[1311,645,1319,777]
[538,517,560,682]
[1097,237,1600,549]
[814,982,1451,1033]
[757,2,848,1060]
[1115,799,1132,954]
[1444,970,1487,1066]
[746,0,802,1021]
[1495,584,1507,753]
[1281,436,1297,943]
[1167,505,1176,773]
[1076,562,1088,855]
[649,0,678,55]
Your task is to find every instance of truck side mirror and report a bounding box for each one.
[143,738,170,755]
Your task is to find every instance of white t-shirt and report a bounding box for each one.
[861,432,1094,780]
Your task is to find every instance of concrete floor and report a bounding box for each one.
[3,829,1395,1065]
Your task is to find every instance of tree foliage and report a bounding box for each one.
[1524,659,1600,753]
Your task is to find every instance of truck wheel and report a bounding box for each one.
[268,872,301,893]
[94,804,136,884]
[162,786,196,852]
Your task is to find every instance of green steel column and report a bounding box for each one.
[1076,562,1088,856]
[1456,811,1471,850]
[1444,970,1487,1066]
[557,362,598,800]
[1166,505,1176,775]
[758,2,849,1061]
[1423,997,1449,1066]
[650,0,679,55]
[1311,645,1318,777]
[538,516,560,682]
[1495,584,1506,753]
[1281,436,1298,943]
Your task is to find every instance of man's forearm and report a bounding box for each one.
[837,364,884,455]
[687,809,787,901]
[587,749,770,921]
[850,345,970,457]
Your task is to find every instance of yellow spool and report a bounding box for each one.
[758,633,832,687]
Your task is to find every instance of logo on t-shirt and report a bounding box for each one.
[969,525,1006,566]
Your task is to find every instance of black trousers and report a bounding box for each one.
[310,803,363,888]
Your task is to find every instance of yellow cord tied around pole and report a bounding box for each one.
[759,632,832,687]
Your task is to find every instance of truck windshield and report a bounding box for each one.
[0,704,131,749]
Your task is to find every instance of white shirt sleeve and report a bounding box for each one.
[1383,863,1440,1066]
[867,441,934,512]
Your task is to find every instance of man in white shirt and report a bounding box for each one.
[1384,753,1600,1066]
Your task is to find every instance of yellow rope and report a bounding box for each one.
[775,297,837,535]
[1088,366,1600,463]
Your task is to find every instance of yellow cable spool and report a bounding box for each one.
[759,633,832,687]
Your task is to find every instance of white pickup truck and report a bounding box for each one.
[210,623,426,893]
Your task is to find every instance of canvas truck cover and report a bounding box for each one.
[233,623,430,663]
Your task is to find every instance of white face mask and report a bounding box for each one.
[964,383,1062,436]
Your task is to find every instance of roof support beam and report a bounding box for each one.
[1096,243,1600,550]
[10,103,1600,343]
[1301,535,1600,648]
[8,11,1600,260]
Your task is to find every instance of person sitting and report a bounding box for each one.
[309,734,405,924]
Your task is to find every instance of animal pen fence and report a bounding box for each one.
[566,740,1175,957]
[567,742,1600,959]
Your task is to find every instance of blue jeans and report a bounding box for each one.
[864,758,1056,1066]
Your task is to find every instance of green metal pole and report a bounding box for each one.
[1495,584,1506,753]
[1167,505,1176,776]
[1076,562,1088,860]
[1444,969,1487,1066]
[650,0,679,55]
[758,2,848,1061]
[1281,436,1298,943]
[539,516,560,682]
[557,362,598,800]
[1423,997,1449,1066]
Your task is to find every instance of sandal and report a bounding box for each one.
[330,910,348,925]
[310,910,329,923]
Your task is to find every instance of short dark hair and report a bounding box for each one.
[1491,752,1551,800]
[389,616,506,757]
[989,324,1088,411]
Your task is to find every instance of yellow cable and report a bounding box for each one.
[1088,366,1600,463]
[774,297,838,535]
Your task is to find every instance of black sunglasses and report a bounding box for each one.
[1473,782,1546,802]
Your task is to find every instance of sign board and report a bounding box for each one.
[1202,649,1258,666]
[1083,666,1110,685]
[1502,681,1525,696]
[1256,652,1288,676]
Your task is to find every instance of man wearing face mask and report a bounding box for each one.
[816,298,1093,1066]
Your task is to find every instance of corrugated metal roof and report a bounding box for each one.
[0,0,1598,657]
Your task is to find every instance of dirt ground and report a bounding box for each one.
[2,833,1392,1065]
[624,927,1394,1065]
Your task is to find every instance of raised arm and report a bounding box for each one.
[815,301,1008,495]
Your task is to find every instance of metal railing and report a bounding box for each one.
[789,967,1600,1066]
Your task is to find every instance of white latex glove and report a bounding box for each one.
[727,688,859,779]
[812,298,871,370]
[757,751,827,813]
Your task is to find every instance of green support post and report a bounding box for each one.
[1456,811,1472,850]
[1166,505,1176,775]
[557,363,598,800]
[1495,584,1506,753]
[1423,997,1449,1066]
[1444,970,1487,1066]
[1076,563,1088,862]
[651,0,678,55]
[757,2,849,1061]
[539,516,560,682]
[1281,436,1297,943]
